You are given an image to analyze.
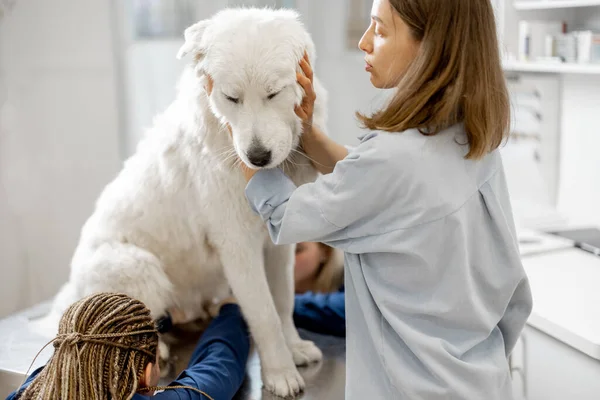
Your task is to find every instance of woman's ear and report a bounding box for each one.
[139,362,159,395]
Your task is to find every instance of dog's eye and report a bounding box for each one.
[224,94,239,104]
[267,91,280,100]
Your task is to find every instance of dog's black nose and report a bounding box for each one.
[247,145,272,167]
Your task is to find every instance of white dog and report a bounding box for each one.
[42,7,328,397]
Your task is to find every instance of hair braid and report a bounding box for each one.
[15,293,157,400]
[15,292,215,400]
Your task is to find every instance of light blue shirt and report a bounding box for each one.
[245,124,533,400]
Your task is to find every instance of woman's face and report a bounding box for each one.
[294,242,326,289]
[358,0,421,89]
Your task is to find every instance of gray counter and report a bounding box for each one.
[0,302,346,399]
[234,330,345,399]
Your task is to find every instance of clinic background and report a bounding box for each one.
[1,0,599,327]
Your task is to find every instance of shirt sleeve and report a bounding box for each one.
[151,304,250,400]
[293,289,345,337]
[244,138,385,247]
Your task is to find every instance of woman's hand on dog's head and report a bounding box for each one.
[295,51,316,136]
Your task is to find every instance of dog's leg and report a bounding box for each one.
[264,243,323,366]
[218,240,305,397]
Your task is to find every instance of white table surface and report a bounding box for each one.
[521,247,600,360]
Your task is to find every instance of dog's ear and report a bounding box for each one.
[176,19,210,60]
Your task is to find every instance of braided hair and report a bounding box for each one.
[15,292,213,400]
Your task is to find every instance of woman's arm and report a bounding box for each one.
[153,303,250,400]
[244,134,385,248]
[295,54,348,175]
[300,125,348,175]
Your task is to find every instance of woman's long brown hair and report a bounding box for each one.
[357,0,510,160]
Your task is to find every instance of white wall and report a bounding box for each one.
[0,0,122,316]
[122,40,186,155]
[296,0,386,146]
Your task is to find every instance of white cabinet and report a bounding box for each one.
[496,1,600,227]
[520,325,600,400]
[516,248,600,400]
[497,0,600,74]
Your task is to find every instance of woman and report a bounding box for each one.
[8,292,248,400]
[240,0,533,398]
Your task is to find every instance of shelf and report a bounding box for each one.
[503,60,600,74]
[514,1,600,10]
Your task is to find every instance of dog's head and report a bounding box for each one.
[177,8,317,169]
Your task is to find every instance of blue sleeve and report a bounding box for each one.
[244,139,384,247]
[5,366,44,399]
[149,304,250,400]
[293,289,345,337]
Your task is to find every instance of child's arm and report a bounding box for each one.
[294,289,345,337]
[154,303,250,400]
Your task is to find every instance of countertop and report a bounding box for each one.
[520,246,600,360]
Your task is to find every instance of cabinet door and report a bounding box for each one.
[522,325,600,400]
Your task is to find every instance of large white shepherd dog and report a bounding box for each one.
[43,7,328,397]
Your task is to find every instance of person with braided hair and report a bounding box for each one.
[6,292,249,400]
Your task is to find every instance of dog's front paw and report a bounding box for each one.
[290,339,323,366]
[262,367,305,398]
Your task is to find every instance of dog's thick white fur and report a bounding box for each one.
[40,7,328,397]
